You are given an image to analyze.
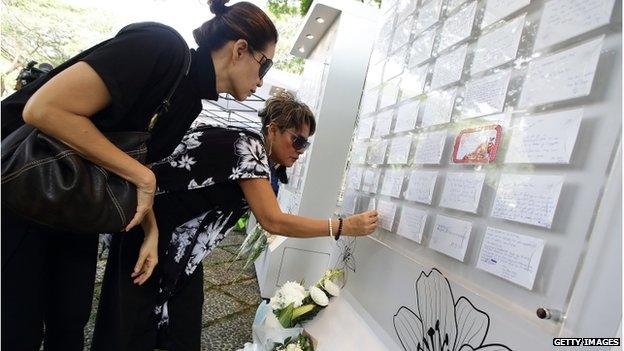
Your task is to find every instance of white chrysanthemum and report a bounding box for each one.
[323,279,341,297]
[310,286,329,307]
[269,281,307,310]
[285,344,303,351]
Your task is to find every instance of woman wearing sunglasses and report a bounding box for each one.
[2,1,280,350]
[92,92,379,350]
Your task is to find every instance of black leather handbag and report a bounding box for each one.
[1,22,191,234]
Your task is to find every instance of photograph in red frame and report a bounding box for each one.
[452,125,502,164]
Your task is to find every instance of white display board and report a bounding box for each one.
[335,0,622,349]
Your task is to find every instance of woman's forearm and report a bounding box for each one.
[265,213,339,238]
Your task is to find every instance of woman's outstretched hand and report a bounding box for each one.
[344,210,378,236]
[132,209,159,285]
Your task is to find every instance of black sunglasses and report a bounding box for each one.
[248,45,273,79]
[286,130,311,151]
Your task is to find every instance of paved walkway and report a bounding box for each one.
[85,230,260,350]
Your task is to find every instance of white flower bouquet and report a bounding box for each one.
[238,269,343,351]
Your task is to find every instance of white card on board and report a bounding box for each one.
[477,227,545,290]
[430,44,468,89]
[397,206,427,243]
[346,167,364,189]
[405,170,438,204]
[351,143,368,164]
[415,0,443,34]
[362,169,382,193]
[367,140,388,165]
[472,14,525,74]
[413,130,447,164]
[461,69,511,119]
[505,109,583,164]
[380,169,405,198]
[400,64,429,100]
[534,0,615,50]
[377,199,397,231]
[430,215,472,261]
[342,191,358,215]
[438,1,477,51]
[394,100,421,133]
[387,136,413,164]
[380,78,401,108]
[491,174,564,228]
[439,172,486,213]
[481,0,530,29]
[408,29,436,67]
[373,111,393,137]
[518,36,604,108]
[357,118,374,140]
[422,88,457,127]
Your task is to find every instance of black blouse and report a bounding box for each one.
[148,126,271,325]
[82,23,219,162]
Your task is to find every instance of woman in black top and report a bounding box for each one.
[92,93,379,351]
[1,1,278,350]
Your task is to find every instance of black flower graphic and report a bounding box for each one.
[394,268,512,351]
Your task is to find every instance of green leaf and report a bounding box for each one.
[277,302,295,328]
[292,303,315,319]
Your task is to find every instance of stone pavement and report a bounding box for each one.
[84,230,261,350]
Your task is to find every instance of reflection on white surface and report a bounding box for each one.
[361,168,382,193]
[430,215,472,261]
[430,44,468,89]
[491,174,564,228]
[461,69,512,119]
[422,88,457,127]
[404,170,438,204]
[481,0,530,29]
[534,0,615,50]
[477,227,545,290]
[438,1,477,51]
[396,206,427,243]
[351,143,369,164]
[346,167,364,190]
[413,130,447,164]
[379,78,401,109]
[415,0,443,34]
[472,14,525,74]
[367,139,389,165]
[518,36,604,108]
[439,172,486,213]
[394,100,421,133]
[373,110,393,137]
[506,109,583,164]
[408,29,436,67]
[387,135,413,164]
[356,117,374,140]
[380,169,405,198]
[400,64,429,100]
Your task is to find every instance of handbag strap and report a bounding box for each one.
[117,22,192,132]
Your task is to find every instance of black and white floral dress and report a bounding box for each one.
[150,125,271,324]
[93,125,271,350]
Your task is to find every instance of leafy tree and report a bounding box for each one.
[266,0,305,75]
[1,0,114,96]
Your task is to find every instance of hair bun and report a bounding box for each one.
[208,0,229,16]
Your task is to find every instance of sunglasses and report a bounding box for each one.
[286,130,311,151]
[248,45,273,79]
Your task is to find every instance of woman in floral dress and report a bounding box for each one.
[92,93,378,351]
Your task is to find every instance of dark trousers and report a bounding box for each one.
[1,208,98,351]
[92,228,204,351]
